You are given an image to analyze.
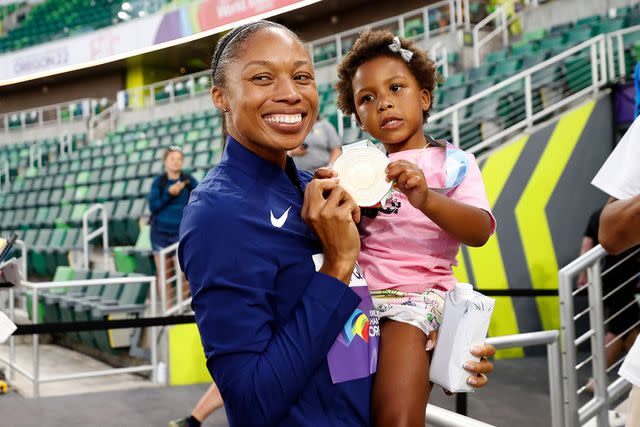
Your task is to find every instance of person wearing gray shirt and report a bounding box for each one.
[289,118,342,173]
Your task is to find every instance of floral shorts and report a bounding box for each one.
[370,288,446,337]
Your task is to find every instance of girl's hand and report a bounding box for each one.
[386,160,429,210]
[301,179,360,284]
[426,330,496,392]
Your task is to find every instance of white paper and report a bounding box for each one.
[592,117,640,200]
[0,311,17,343]
[0,258,22,287]
[430,287,495,393]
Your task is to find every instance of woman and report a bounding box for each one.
[148,146,197,299]
[178,21,495,426]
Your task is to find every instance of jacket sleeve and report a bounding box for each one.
[148,176,172,214]
[179,196,361,426]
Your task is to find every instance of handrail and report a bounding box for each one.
[558,244,640,426]
[1,97,106,133]
[606,23,640,81]
[1,276,158,397]
[82,203,109,270]
[28,142,42,170]
[430,34,607,153]
[58,132,73,158]
[0,157,9,193]
[431,41,450,78]
[471,0,540,67]
[159,241,185,314]
[309,0,455,49]
[89,102,118,141]
[426,404,495,426]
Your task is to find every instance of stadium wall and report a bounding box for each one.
[452,96,614,357]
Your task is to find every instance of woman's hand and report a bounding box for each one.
[313,167,337,180]
[386,160,429,211]
[302,178,360,284]
[168,180,188,196]
[426,330,496,391]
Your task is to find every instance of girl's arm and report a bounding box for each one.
[386,157,494,247]
[148,176,172,214]
[420,190,493,247]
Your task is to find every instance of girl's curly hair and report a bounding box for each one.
[336,30,440,123]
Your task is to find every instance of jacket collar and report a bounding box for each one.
[220,135,303,194]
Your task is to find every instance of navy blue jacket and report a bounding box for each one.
[148,173,197,233]
[179,137,373,426]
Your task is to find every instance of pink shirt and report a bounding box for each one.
[358,146,495,293]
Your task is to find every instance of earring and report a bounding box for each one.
[223,108,229,113]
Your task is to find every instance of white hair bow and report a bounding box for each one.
[388,36,413,62]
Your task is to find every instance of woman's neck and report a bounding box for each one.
[231,134,288,169]
[166,170,181,180]
[383,129,428,154]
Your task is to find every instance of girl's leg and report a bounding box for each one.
[191,382,224,422]
[372,319,431,427]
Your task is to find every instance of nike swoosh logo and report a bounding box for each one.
[270,206,292,228]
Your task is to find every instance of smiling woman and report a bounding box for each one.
[178,21,373,427]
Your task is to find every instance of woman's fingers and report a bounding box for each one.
[302,178,339,221]
[313,167,337,180]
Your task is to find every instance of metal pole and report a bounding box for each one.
[9,288,15,380]
[617,34,626,79]
[501,8,509,47]
[151,278,158,383]
[175,252,183,310]
[558,268,578,427]
[455,393,467,416]
[448,0,456,31]
[160,252,167,313]
[423,8,430,41]
[464,0,471,31]
[599,38,607,86]
[451,109,460,147]
[32,287,39,398]
[548,338,564,427]
[606,36,615,81]
[590,44,599,96]
[524,74,533,128]
[588,261,609,426]
[102,207,109,270]
[472,29,480,67]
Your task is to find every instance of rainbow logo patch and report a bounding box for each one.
[339,309,370,346]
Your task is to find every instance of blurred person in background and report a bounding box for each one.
[287,115,341,173]
[148,146,198,303]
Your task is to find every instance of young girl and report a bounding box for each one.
[335,31,497,426]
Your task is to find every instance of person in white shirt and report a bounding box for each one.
[592,116,640,427]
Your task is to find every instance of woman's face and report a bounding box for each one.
[164,151,184,174]
[212,28,319,163]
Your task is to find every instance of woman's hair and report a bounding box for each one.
[210,21,304,143]
[163,145,184,161]
[335,30,440,124]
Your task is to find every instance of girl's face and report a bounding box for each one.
[211,28,319,165]
[164,151,184,174]
[351,56,431,153]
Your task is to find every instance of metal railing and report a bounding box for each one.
[431,41,450,79]
[158,241,189,315]
[0,275,158,398]
[429,34,607,155]
[0,98,106,133]
[472,0,526,67]
[28,142,42,170]
[558,244,640,426]
[82,204,109,271]
[88,102,118,141]
[309,0,462,67]
[606,24,640,82]
[426,405,495,426]
[58,133,73,158]
[0,157,9,193]
[120,70,211,112]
